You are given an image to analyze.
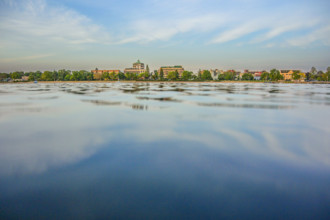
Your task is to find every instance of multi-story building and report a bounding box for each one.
[211,69,224,79]
[243,70,264,80]
[280,70,300,81]
[159,66,184,78]
[92,69,120,80]
[124,60,145,74]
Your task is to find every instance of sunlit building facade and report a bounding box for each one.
[91,69,120,80]
[159,66,184,78]
[124,60,145,74]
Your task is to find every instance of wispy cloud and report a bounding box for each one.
[209,12,323,46]
[287,25,330,47]
[210,21,261,44]
[0,0,111,49]
[117,14,227,44]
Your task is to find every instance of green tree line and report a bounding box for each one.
[1,67,330,82]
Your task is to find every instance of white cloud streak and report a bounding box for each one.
[210,21,261,44]
[0,0,111,49]
[287,25,330,47]
[117,15,227,44]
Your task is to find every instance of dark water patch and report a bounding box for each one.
[172,88,185,92]
[215,87,236,93]
[269,89,283,93]
[63,89,86,95]
[0,102,31,107]
[9,107,44,113]
[28,96,59,100]
[196,102,294,109]
[82,100,122,106]
[130,104,148,111]
[182,92,213,96]
[24,89,51,92]
[120,88,147,93]
[136,96,181,102]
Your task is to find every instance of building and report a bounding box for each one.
[92,69,120,80]
[280,70,300,81]
[202,69,224,80]
[124,60,145,74]
[159,66,184,78]
[243,70,264,80]
[212,69,224,79]
[22,76,29,81]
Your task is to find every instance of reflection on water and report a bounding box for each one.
[0,82,330,219]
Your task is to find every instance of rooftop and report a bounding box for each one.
[161,66,183,68]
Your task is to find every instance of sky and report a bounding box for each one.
[0,0,329,73]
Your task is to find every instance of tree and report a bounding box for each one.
[197,69,202,80]
[327,67,330,73]
[125,72,137,80]
[101,72,110,80]
[241,73,254,80]
[58,69,70,81]
[64,74,71,81]
[201,70,213,80]
[146,72,151,80]
[175,70,179,79]
[86,72,94,80]
[292,71,301,80]
[260,72,270,81]
[310,67,317,75]
[118,72,125,80]
[79,70,91,80]
[137,72,145,80]
[11,71,24,79]
[218,74,225,80]
[316,71,325,81]
[146,65,150,74]
[223,72,234,80]
[160,68,164,80]
[71,71,82,81]
[182,71,192,81]
[269,69,283,81]
[326,71,330,81]
[153,71,159,80]
[41,71,53,81]
[0,73,9,81]
[109,71,117,80]
[167,71,178,80]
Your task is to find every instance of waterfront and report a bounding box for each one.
[0,82,329,219]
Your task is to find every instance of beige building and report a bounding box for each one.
[124,60,145,74]
[159,66,184,78]
[92,69,120,80]
[22,76,29,81]
[280,70,300,81]
[210,69,224,79]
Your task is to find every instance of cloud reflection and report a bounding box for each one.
[0,82,330,176]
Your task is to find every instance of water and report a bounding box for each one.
[0,82,329,219]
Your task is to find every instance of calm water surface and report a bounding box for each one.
[0,82,329,219]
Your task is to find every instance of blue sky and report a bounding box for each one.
[0,0,329,72]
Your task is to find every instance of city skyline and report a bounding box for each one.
[0,0,329,72]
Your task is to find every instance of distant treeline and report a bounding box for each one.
[1,67,330,82]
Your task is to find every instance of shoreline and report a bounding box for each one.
[2,80,330,84]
